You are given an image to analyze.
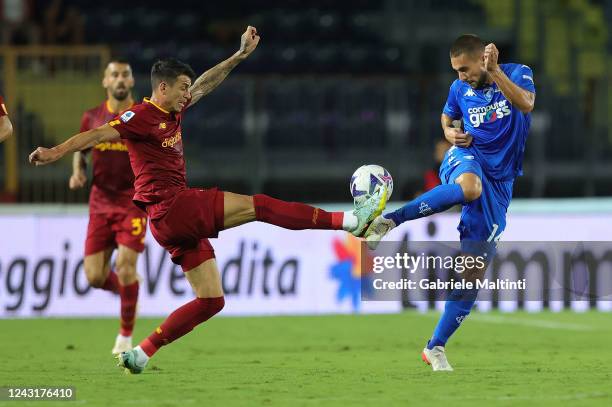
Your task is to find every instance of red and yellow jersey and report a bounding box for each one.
[81,100,136,214]
[109,97,190,207]
[0,95,8,117]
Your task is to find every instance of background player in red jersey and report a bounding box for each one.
[69,60,145,355]
[0,95,14,142]
[29,26,385,374]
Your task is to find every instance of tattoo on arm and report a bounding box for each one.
[189,53,243,106]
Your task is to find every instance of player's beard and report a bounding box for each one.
[112,86,129,101]
[471,71,488,89]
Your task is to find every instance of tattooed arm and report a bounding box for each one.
[188,26,260,107]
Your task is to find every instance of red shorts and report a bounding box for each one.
[85,207,148,255]
[146,188,225,272]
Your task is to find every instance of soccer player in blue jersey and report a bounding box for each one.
[365,34,535,371]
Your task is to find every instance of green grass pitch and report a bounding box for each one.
[1,311,610,407]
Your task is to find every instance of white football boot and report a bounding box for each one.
[422,346,454,371]
[363,215,396,250]
[111,334,133,355]
[351,187,388,237]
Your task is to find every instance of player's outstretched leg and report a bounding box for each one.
[112,245,140,355]
[364,173,481,249]
[222,187,386,237]
[117,258,224,374]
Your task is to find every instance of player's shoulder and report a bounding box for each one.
[449,79,467,95]
[119,102,151,120]
[501,63,533,75]
[82,101,107,117]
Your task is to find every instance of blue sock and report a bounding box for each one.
[427,288,478,349]
[384,184,465,226]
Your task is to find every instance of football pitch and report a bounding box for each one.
[1,311,610,407]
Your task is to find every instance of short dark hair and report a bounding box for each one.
[107,57,131,66]
[150,58,196,88]
[450,34,485,58]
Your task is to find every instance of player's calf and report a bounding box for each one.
[84,251,119,293]
[118,296,225,373]
[113,245,141,352]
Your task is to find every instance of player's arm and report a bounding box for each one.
[188,25,260,107]
[441,114,472,147]
[485,44,535,113]
[0,115,13,143]
[29,124,120,166]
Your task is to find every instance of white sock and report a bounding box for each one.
[117,334,132,341]
[342,211,358,231]
[133,345,150,365]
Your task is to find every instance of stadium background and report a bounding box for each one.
[0,0,611,318]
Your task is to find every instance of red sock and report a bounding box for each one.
[101,271,119,294]
[119,281,139,337]
[140,296,225,357]
[253,194,343,230]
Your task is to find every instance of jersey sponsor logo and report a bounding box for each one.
[464,88,476,97]
[162,131,182,148]
[94,141,128,152]
[108,119,120,127]
[467,99,511,128]
[120,111,135,123]
[159,122,167,129]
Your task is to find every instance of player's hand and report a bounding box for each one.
[484,43,499,72]
[238,26,260,59]
[69,171,87,189]
[445,128,473,147]
[29,147,61,166]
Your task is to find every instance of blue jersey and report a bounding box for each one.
[442,63,535,181]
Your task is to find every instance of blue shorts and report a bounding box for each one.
[439,146,513,257]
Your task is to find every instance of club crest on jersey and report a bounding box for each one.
[467,99,511,128]
[483,87,494,102]
[159,122,167,129]
[120,111,135,123]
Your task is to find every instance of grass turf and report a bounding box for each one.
[0,311,610,407]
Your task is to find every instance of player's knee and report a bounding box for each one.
[211,296,225,315]
[460,179,482,202]
[198,296,225,316]
[115,255,136,276]
[85,267,106,288]
[115,255,138,284]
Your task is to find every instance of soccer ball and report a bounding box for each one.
[350,164,393,206]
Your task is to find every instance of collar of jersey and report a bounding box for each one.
[106,100,134,114]
[143,98,170,114]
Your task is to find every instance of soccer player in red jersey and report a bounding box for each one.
[0,94,14,142]
[69,60,145,355]
[29,26,385,374]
